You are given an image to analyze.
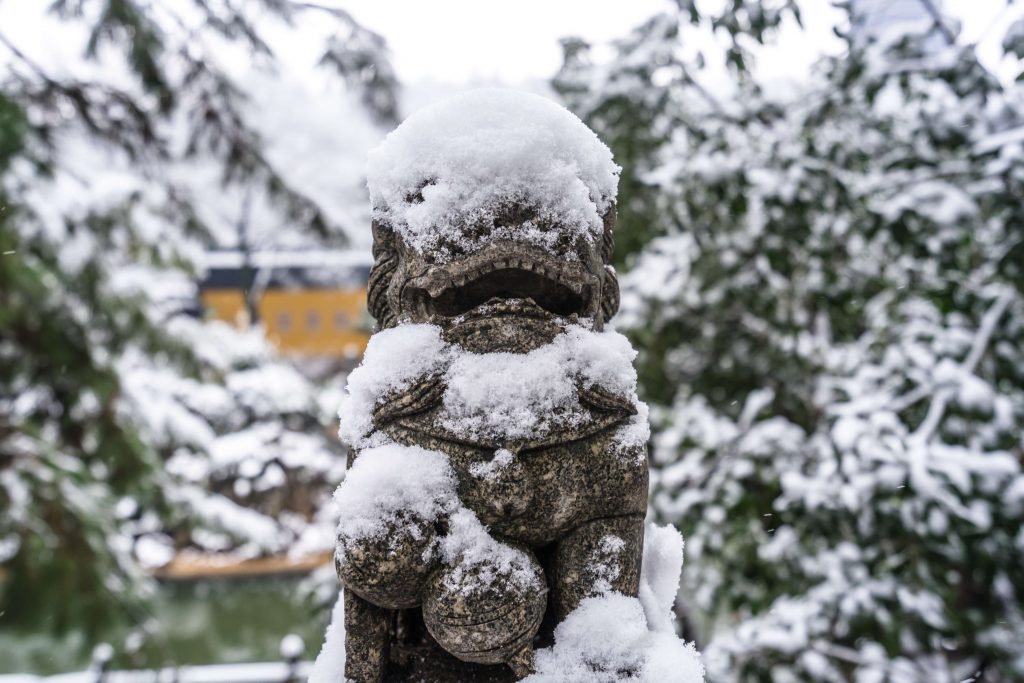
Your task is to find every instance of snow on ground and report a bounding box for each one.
[366,88,620,260]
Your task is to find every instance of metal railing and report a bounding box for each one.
[0,637,313,683]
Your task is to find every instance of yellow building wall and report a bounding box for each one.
[201,288,370,358]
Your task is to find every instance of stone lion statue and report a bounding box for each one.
[333,89,649,682]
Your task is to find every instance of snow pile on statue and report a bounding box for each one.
[312,89,704,682]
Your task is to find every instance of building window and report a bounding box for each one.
[276,312,292,332]
[334,311,350,330]
[306,311,321,331]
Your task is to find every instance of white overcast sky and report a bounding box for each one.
[4,1,1017,94]
[333,0,1021,87]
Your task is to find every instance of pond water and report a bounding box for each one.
[0,576,332,675]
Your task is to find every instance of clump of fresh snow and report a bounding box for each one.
[441,326,642,444]
[612,401,651,458]
[332,443,538,596]
[338,324,453,447]
[560,326,640,393]
[333,443,458,544]
[526,594,704,683]
[308,592,349,683]
[367,88,620,261]
[338,323,646,449]
[439,325,639,442]
[441,345,583,441]
[91,642,115,666]
[525,523,701,682]
[279,633,305,659]
[438,508,542,596]
[469,448,515,480]
[638,523,685,633]
[134,534,175,569]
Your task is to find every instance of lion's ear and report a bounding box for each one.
[601,265,620,324]
[368,219,399,329]
[600,203,616,265]
[598,204,619,325]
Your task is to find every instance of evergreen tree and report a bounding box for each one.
[558,3,1024,680]
[0,0,395,634]
[553,1,800,267]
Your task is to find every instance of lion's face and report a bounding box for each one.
[367,207,620,354]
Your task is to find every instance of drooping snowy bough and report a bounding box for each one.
[313,89,704,682]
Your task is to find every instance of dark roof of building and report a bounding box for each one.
[199,250,372,290]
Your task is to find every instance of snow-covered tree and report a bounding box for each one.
[118,317,346,568]
[558,3,1024,681]
[553,1,801,266]
[0,1,393,633]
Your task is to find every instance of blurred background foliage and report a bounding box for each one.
[562,3,1024,680]
[0,0,388,661]
[2,1,1023,681]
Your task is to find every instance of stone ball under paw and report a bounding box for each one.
[422,547,546,665]
[336,518,438,609]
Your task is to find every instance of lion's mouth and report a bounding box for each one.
[402,243,599,320]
